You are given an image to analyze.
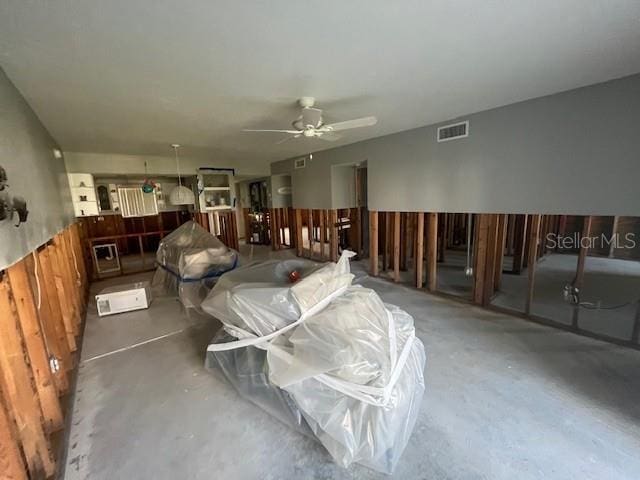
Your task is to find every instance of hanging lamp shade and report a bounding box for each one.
[169,144,195,205]
[169,185,195,205]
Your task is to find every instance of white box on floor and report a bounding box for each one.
[95,282,152,316]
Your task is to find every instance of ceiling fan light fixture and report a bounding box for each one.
[243,98,377,145]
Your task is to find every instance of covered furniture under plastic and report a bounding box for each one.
[202,252,426,474]
[152,221,238,310]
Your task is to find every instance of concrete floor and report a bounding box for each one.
[63,245,640,479]
[492,253,640,341]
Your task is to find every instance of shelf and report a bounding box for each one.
[203,186,230,191]
[205,206,233,211]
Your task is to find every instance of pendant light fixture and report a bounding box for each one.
[169,144,195,205]
[141,160,156,193]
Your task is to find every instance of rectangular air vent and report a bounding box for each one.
[294,157,306,169]
[437,121,469,142]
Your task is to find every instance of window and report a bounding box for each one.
[117,187,158,217]
[96,185,112,211]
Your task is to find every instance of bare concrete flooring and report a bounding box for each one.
[63,245,640,479]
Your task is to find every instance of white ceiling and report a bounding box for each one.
[1,0,640,173]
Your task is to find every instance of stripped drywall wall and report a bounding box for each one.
[0,67,73,270]
[272,73,640,215]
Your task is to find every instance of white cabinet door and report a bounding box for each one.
[73,202,99,217]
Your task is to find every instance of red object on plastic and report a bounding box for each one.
[288,270,301,283]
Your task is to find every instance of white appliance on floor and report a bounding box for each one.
[95,282,152,316]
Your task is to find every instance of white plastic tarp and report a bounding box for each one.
[152,221,237,309]
[203,251,426,474]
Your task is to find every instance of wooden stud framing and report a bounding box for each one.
[23,254,69,394]
[295,209,303,256]
[319,209,326,260]
[329,209,339,262]
[0,277,55,478]
[415,213,424,289]
[426,213,438,292]
[493,214,507,292]
[369,210,379,276]
[511,214,529,274]
[525,214,542,314]
[573,215,593,289]
[36,249,73,376]
[46,244,76,351]
[6,261,64,433]
[52,236,80,334]
[0,389,28,480]
[355,207,363,257]
[307,209,314,258]
[393,212,401,282]
[269,209,277,250]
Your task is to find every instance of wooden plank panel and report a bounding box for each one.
[415,213,424,289]
[6,261,64,433]
[393,212,401,282]
[369,210,378,276]
[52,235,80,334]
[37,249,73,375]
[70,223,88,291]
[46,244,77,352]
[0,278,55,478]
[426,213,438,292]
[0,388,28,480]
[63,229,84,317]
[23,253,69,394]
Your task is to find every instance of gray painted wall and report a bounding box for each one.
[331,165,357,209]
[0,68,73,269]
[270,174,292,209]
[273,74,640,215]
[65,151,270,178]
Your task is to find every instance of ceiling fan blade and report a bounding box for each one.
[243,129,302,134]
[275,134,301,145]
[323,116,377,132]
[318,132,342,142]
[302,107,323,128]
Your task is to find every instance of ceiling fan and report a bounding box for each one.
[243,97,377,144]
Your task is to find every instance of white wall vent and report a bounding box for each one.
[437,121,469,142]
[294,157,306,169]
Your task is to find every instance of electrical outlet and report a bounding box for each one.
[563,284,580,304]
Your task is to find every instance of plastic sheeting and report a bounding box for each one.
[203,252,426,474]
[151,221,237,309]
